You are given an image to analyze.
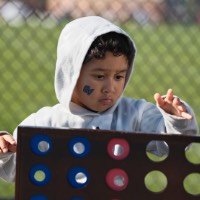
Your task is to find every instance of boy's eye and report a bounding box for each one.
[115,75,124,80]
[95,75,104,79]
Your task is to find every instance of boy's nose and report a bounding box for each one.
[102,82,115,94]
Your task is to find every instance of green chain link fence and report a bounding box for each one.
[0,0,200,198]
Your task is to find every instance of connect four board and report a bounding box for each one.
[15,126,200,200]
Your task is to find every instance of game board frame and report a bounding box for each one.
[15,126,200,200]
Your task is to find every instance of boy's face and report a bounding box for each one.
[72,52,129,112]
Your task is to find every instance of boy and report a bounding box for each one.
[0,16,198,182]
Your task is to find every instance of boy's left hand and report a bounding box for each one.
[154,88,193,120]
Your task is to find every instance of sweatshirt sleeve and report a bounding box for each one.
[0,113,36,182]
[0,152,16,182]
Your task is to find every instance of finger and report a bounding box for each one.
[0,147,8,153]
[165,88,174,103]
[173,97,180,105]
[0,148,8,153]
[172,98,192,119]
[154,93,165,107]
[8,143,17,153]
[172,97,185,112]
[181,112,193,120]
[2,135,16,145]
[0,148,7,153]
[173,98,193,119]
[1,147,8,153]
[0,135,16,153]
[0,139,8,153]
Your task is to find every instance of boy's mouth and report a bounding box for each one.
[99,98,113,105]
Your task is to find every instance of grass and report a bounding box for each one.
[0,21,200,197]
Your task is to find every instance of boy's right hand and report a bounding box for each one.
[0,133,17,153]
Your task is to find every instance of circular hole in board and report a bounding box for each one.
[29,165,51,186]
[146,140,169,162]
[69,137,91,158]
[73,142,85,154]
[75,172,87,184]
[185,143,200,165]
[107,138,130,160]
[30,195,48,200]
[183,173,200,196]
[106,168,129,191]
[144,170,168,193]
[38,141,50,153]
[31,134,52,156]
[34,170,46,182]
[67,167,90,189]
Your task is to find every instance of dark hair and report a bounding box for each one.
[83,32,135,66]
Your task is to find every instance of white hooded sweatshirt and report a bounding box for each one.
[0,16,198,182]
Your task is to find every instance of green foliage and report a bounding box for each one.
[0,179,15,198]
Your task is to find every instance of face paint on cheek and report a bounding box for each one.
[83,85,95,96]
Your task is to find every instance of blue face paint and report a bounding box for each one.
[83,85,94,95]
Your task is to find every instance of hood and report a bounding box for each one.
[54,16,136,113]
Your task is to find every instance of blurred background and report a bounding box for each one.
[0,0,200,198]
